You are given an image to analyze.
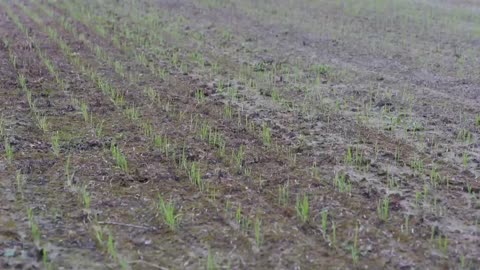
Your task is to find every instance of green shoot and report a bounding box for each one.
[80,102,89,123]
[351,223,360,263]
[462,152,469,169]
[377,196,390,221]
[261,124,271,146]
[278,182,289,206]
[0,114,5,138]
[158,195,181,231]
[4,138,13,163]
[295,193,309,223]
[81,185,91,210]
[107,232,117,259]
[321,209,328,237]
[51,132,60,156]
[331,220,337,248]
[65,155,74,187]
[254,217,262,247]
[207,249,217,270]
[95,120,105,137]
[110,143,128,172]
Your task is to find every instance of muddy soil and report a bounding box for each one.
[0,0,479,269]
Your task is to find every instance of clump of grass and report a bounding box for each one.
[234,204,251,231]
[295,193,309,223]
[333,172,351,193]
[95,120,104,137]
[278,182,289,206]
[475,115,480,126]
[457,129,472,143]
[158,195,181,231]
[377,196,390,221]
[125,104,140,121]
[80,102,90,123]
[110,143,128,172]
[231,145,245,171]
[35,114,48,133]
[189,162,204,191]
[195,89,205,103]
[18,73,27,90]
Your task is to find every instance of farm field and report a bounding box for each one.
[0,0,479,269]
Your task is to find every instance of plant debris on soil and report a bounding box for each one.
[0,0,479,269]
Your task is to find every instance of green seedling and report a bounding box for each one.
[125,105,140,120]
[334,172,351,193]
[189,162,204,191]
[93,224,105,248]
[80,102,89,123]
[278,182,289,206]
[42,249,52,270]
[81,185,91,210]
[232,145,245,170]
[107,232,117,259]
[411,157,424,175]
[65,155,74,187]
[207,249,217,270]
[457,129,472,143]
[110,143,128,172]
[437,235,448,255]
[430,166,441,187]
[15,170,25,197]
[261,124,271,146]
[18,74,27,90]
[35,114,48,133]
[158,195,181,231]
[462,152,469,169]
[51,132,60,156]
[195,89,205,103]
[141,122,154,138]
[321,209,328,237]
[351,223,360,263]
[4,138,13,163]
[144,86,157,102]
[95,120,105,137]
[377,196,390,221]
[0,114,5,138]
[296,193,309,223]
[254,217,262,247]
[476,115,480,126]
[26,90,34,110]
[331,220,337,248]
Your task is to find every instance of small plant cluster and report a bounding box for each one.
[225,202,263,247]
